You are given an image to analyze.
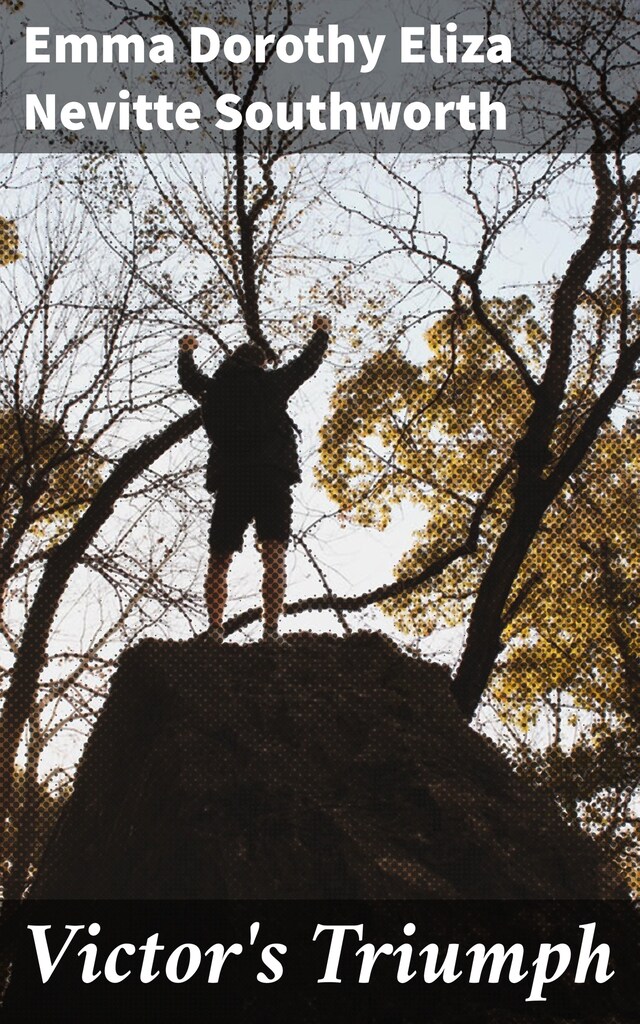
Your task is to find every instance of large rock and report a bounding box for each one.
[33,631,620,900]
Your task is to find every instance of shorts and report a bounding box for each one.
[209,471,293,555]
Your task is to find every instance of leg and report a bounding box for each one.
[254,476,293,641]
[205,549,233,637]
[261,540,287,639]
[207,479,252,639]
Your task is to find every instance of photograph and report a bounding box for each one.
[0,0,639,1020]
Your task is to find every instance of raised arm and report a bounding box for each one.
[271,314,331,397]
[178,334,210,400]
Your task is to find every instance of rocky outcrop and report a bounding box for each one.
[33,631,620,900]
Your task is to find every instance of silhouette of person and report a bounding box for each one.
[178,314,331,641]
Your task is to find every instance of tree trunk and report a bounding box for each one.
[452,476,548,719]
[1,409,201,891]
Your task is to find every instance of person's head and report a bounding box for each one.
[228,342,268,369]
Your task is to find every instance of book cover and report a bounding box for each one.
[0,0,638,1019]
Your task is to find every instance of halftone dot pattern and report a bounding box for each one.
[0,217,20,267]
[2,255,637,934]
[2,325,639,1024]
[28,630,624,901]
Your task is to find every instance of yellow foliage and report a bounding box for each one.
[318,297,535,628]
[0,409,104,545]
[318,294,640,735]
[0,216,21,267]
